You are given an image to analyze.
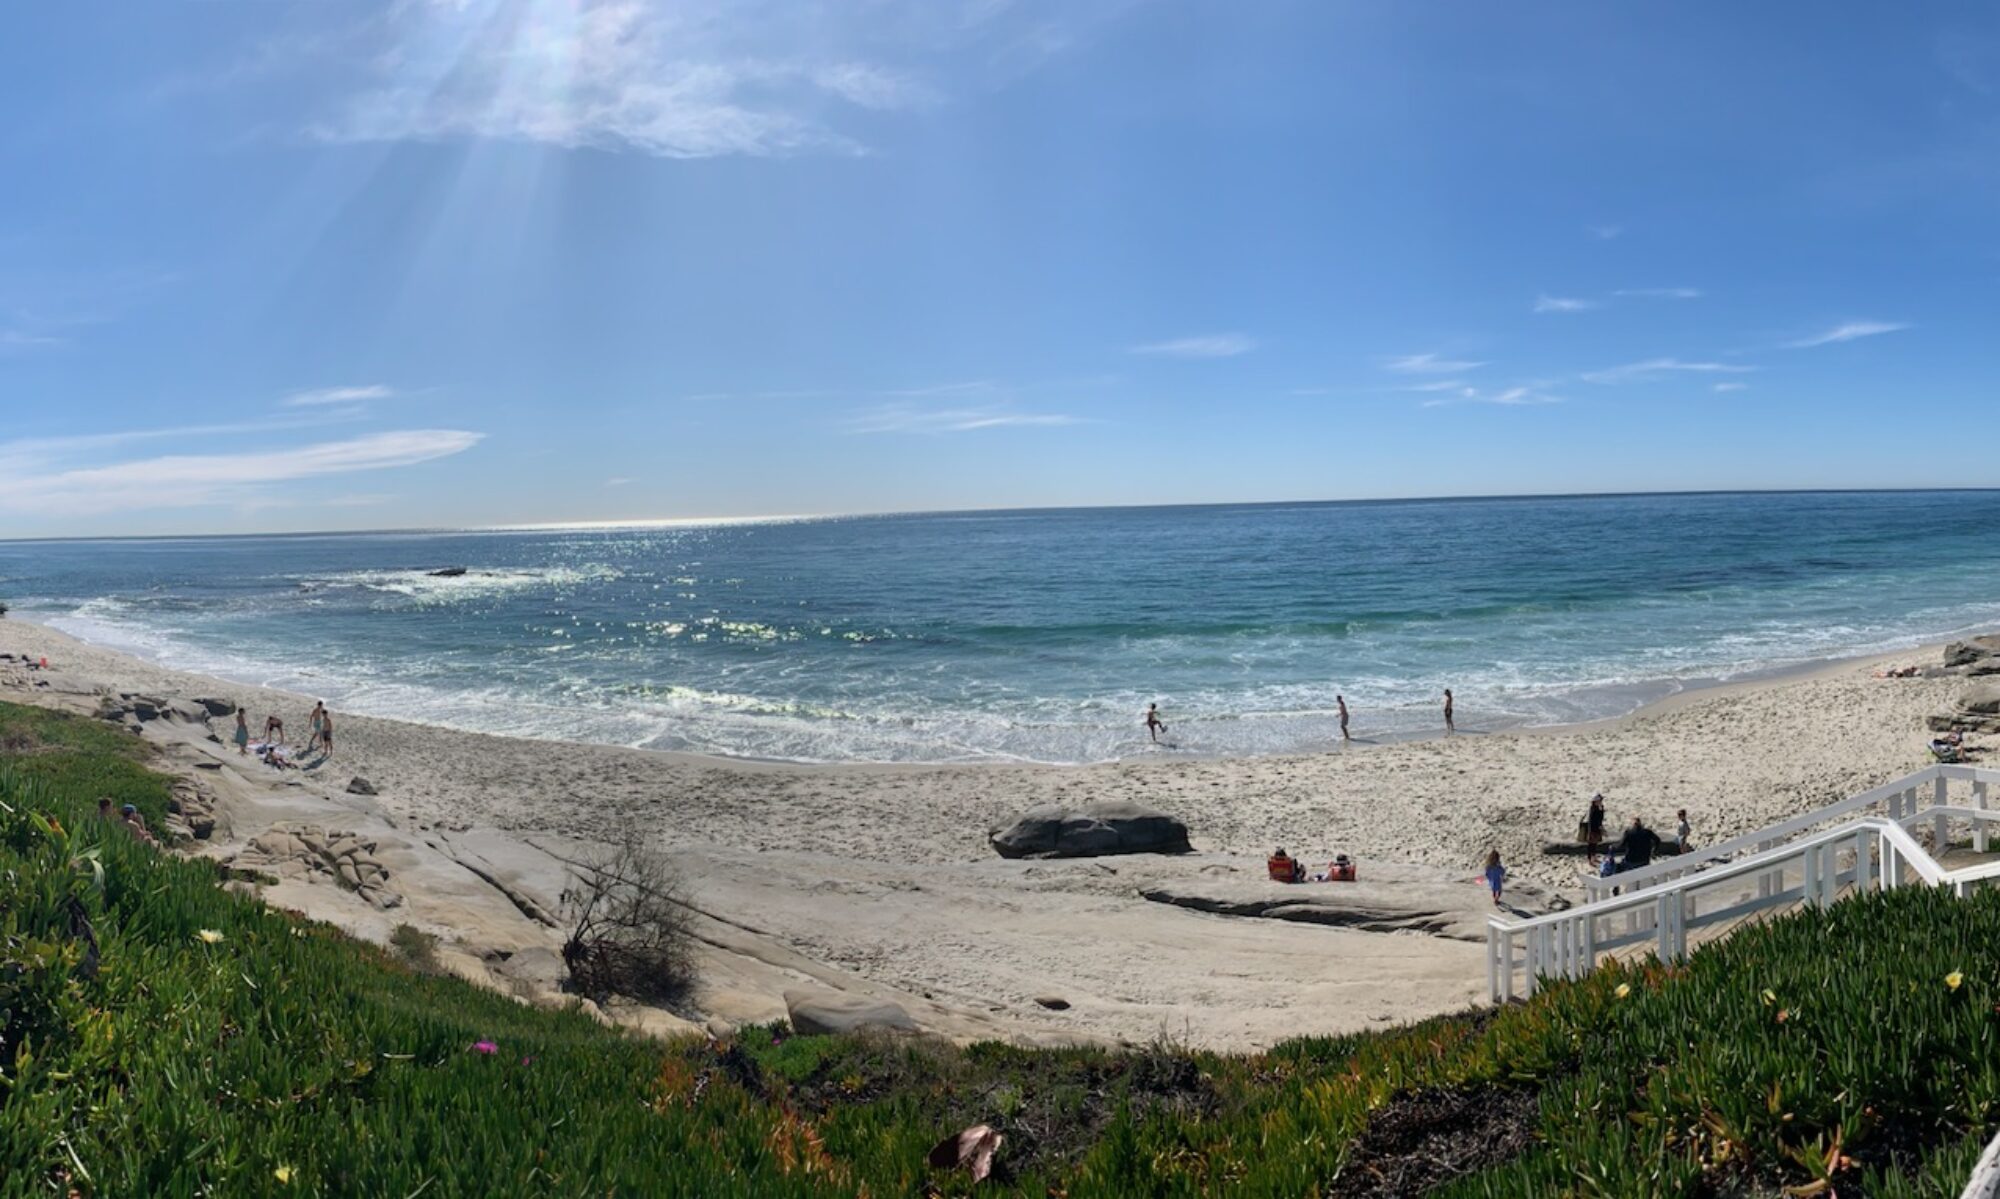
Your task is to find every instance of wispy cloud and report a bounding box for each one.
[0,430,483,515]
[844,405,1086,434]
[605,476,636,488]
[283,384,395,407]
[1582,358,1759,384]
[1130,333,1256,358]
[309,2,944,159]
[1782,320,1912,349]
[1398,379,1472,393]
[1586,224,1624,241]
[1614,287,1704,300]
[1421,385,1563,408]
[1384,352,1487,374]
[1533,294,1598,314]
[0,329,65,353]
[1713,382,1749,392]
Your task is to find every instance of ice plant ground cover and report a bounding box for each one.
[1,698,1998,1196]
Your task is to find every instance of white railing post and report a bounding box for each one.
[1977,781,1990,855]
[1858,828,1875,892]
[1936,775,1951,853]
[1582,909,1597,976]
[1656,893,1675,961]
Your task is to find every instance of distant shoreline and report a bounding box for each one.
[4,483,1997,545]
[5,608,1972,775]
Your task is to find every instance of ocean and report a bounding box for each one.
[3,491,1998,764]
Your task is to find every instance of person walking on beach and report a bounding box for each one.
[1483,849,1507,906]
[233,709,250,755]
[1443,688,1455,732]
[1337,694,1350,742]
[318,708,335,760]
[1675,808,1691,853]
[1145,702,1167,743]
[306,702,326,754]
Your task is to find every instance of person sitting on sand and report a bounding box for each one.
[120,804,158,847]
[1618,816,1662,870]
[1145,702,1167,743]
[1267,847,1304,884]
[233,710,250,755]
[1483,850,1506,906]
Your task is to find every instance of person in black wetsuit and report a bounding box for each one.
[1618,816,1662,871]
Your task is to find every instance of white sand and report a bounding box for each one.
[0,616,1972,1050]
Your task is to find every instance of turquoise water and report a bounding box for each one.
[3,491,1998,763]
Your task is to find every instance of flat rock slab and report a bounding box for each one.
[785,989,919,1036]
[1138,860,1562,942]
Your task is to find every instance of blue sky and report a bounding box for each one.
[2,1,1997,536]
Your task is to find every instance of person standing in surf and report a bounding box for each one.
[1337,694,1350,742]
[1443,688,1455,732]
[1145,702,1167,743]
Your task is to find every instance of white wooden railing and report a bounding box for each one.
[1585,764,1997,902]
[1492,765,2000,1003]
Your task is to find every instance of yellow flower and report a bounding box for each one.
[1947,971,1965,992]
[274,1165,295,1184]
[195,929,224,945]
[1760,989,1777,1006]
[1614,984,1631,999]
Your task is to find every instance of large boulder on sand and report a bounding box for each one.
[989,801,1192,860]
[1931,682,2000,734]
[1945,636,2000,675]
[784,989,918,1036]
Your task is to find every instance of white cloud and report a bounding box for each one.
[844,405,1085,434]
[284,384,394,407]
[1422,385,1562,408]
[1713,382,1749,392]
[1384,352,1487,374]
[0,430,483,515]
[1614,287,1703,300]
[0,329,64,352]
[606,476,636,487]
[1583,358,1759,384]
[308,1,955,159]
[1130,334,1256,358]
[1399,379,1471,393]
[1782,320,1912,349]
[1533,294,1598,314]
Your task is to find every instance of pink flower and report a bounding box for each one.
[472,1040,497,1055]
[520,1056,534,1066]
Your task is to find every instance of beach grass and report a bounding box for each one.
[2,697,1997,1196]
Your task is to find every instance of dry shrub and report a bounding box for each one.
[560,827,695,1007]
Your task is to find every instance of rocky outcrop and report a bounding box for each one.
[1945,636,2000,676]
[163,778,220,842]
[428,566,469,578]
[1930,682,2000,734]
[100,693,215,728]
[784,989,918,1036]
[989,801,1192,860]
[225,824,403,910]
[347,777,379,796]
[1137,859,1565,942]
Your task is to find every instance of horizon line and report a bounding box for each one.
[3,485,1999,545]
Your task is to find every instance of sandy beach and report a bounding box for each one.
[0,615,1975,1050]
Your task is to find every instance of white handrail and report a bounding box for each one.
[1588,764,2000,901]
[1585,766,1946,900]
